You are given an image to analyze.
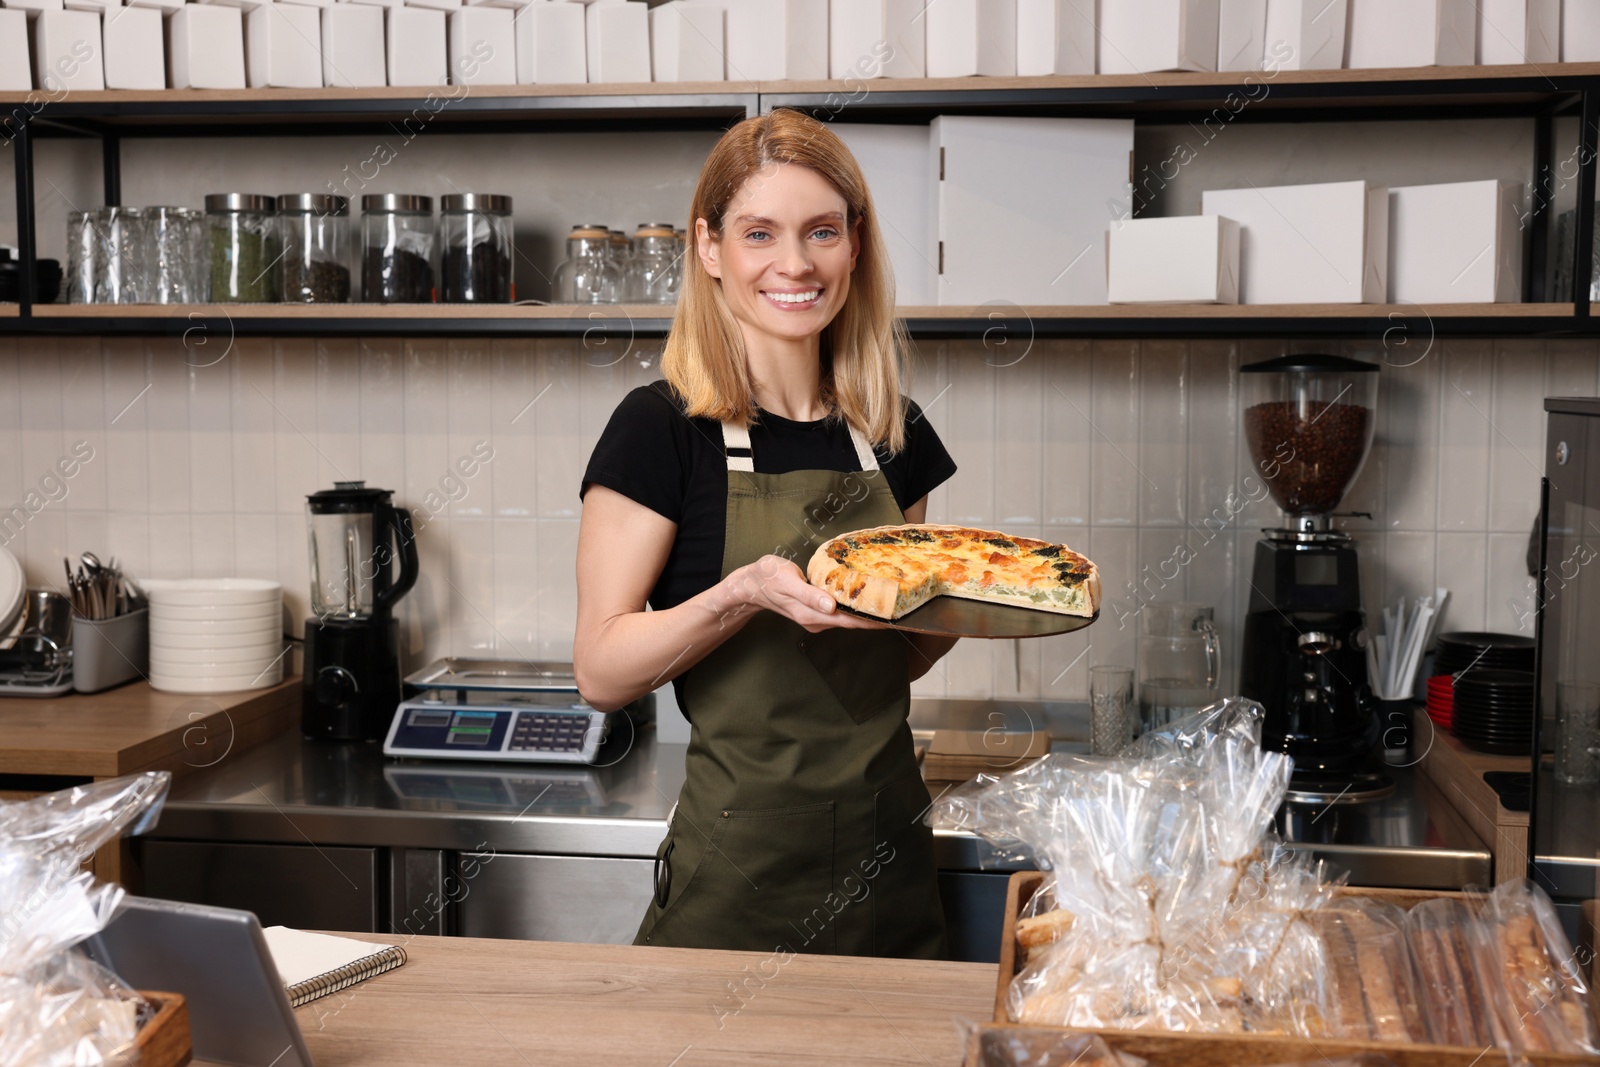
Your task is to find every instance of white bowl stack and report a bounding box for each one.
[145,579,286,693]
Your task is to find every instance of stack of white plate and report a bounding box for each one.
[0,543,24,649]
[145,579,285,693]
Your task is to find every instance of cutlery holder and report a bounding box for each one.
[73,609,149,694]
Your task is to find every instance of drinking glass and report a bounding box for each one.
[1090,665,1135,756]
[1137,602,1220,732]
[1556,681,1600,785]
[64,210,96,304]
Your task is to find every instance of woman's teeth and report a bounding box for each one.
[766,290,820,304]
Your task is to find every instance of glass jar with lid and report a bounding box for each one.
[625,223,683,304]
[278,194,352,304]
[205,193,278,302]
[145,206,207,305]
[553,225,622,305]
[439,193,513,303]
[361,194,434,303]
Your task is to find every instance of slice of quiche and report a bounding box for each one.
[806,524,1101,620]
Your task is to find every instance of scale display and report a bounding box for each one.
[383,696,613,764]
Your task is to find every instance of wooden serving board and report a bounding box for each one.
[988,871,1596,1067]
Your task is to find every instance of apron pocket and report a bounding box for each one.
[798,629,909,725]
[646,801,839,955]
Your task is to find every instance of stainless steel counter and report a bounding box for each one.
[150,712,1489,888]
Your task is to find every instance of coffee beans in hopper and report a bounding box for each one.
[1244,400,1372,515]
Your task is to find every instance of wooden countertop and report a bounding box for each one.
[205,935,996,1067]
[1416,708,1529,880]
[0,678,299,780]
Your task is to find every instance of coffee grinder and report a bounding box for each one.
[303,482,419,741]
[1238,355,1387,801]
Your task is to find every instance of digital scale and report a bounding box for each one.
[381,658,650,766]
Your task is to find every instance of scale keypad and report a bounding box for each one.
[509,711,591,753]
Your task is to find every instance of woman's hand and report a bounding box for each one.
[719,554,888,633]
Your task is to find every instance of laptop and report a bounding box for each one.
[81,896,314,1067]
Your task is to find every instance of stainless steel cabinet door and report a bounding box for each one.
[139,840,380,932]
[453,853,655,944]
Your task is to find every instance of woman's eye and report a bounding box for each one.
[746,230,770,242]
[811,228,838,241]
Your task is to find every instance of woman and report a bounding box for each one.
[574,110,959,959]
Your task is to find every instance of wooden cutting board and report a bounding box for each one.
[922,729,1051,783]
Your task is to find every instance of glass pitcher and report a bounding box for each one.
[1137,602,1220,732]
[306,481,418,621]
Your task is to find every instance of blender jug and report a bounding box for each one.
[1137,602,1220,732]
[303,482,418,741]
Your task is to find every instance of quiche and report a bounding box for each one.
[806,525,1101,621]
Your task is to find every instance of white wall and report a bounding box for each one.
[0,333,1582,706]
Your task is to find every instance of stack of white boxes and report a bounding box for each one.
[724,0,826,80]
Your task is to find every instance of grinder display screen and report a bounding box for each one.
[1295,554,1339,586]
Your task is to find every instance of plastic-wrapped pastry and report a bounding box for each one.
[1403,896,1505,1048]
[1313,898,1429,1042]
[1479,879,1598,1053]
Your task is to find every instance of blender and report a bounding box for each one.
[303,482,418,742]
[1237,355,1386,801]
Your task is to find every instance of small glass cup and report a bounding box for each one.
[1556,681,1600,786]
[1090,664,1135,756]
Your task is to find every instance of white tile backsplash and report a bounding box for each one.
[0,334,1586,699]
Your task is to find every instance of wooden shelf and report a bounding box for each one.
[4,301,1588,340]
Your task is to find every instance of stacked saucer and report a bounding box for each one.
[145,579,285,693]
[1435,632,1535,676]
[1425,674,1454,730]
[1452,669,1535,756]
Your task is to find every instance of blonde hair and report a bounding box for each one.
[661,109,908,453]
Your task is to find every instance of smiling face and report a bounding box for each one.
[696,162,860,347]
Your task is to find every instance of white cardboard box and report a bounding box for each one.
[934,115,1135,306]
[323,1,385,84]
[2,0,64,18]
[385,4,445,85]
[0,8,30,87]
[725,0,827,81]
[650,1,723,81]
[64,0,117,14]
[102,4,163,86]
[829,0,923,79]
[831,124,936,305]
[1099,0,1218,73]
[1263,0,1346,69]
[1106,215,1240,303]
[1015,0,1094,75]
[169,3,245,86]
[1217,0,1264,69]
[246,1,322,87]
[1346,0,1475,67]
[1562,0,1600,61]
[512,0,585,82]
[586,0,647,82]
[927,0,1016,77]
[126,0,183,13]
[1388,180,1522,303]
[1202,180,1388,304]
[1478,0,1559,62]
[348,0,403,11]
[405,0,460,14]
[449,4,514,83]
[34,9,104,89]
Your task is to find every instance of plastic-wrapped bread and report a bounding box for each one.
[1479,880,1598,1053]
[1315,898,1430,1042]
[1403,896,1505,1048]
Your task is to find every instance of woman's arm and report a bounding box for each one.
[898,495,958,681]
[574,485,886,711]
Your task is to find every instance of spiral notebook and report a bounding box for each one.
[262,926,408,1007]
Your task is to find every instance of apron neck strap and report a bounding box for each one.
[718,419,882,473]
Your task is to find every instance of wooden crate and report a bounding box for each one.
[988,871,1597,1067]
[133,991,191,1067]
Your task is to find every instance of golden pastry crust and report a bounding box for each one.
[807,524,1101,621]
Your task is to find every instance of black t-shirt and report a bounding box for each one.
[581,379,958,612]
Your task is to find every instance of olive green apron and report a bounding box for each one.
[633,417,949,959]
